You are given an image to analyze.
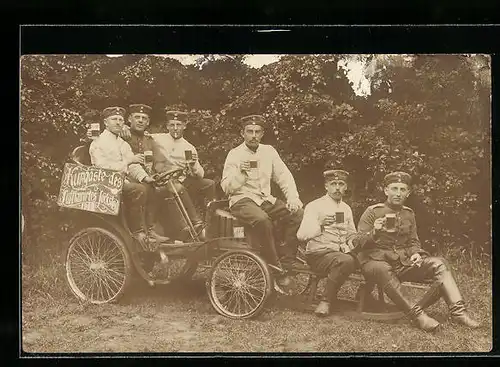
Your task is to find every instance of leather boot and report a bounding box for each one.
[177,189,202,226]
[416,283,443,310]
[132,230,150,252]
[314,277,339,316]
[440,270,481,328]
[147,226,170,244]
[383,277,440,332]
[407,304,441,332]
[314,301,330,317]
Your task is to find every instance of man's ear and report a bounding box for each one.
[383,186,389,196]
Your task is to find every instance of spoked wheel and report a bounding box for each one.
[285,248,312,296]
[65,227,132,304]
[287,272,313,296]
[207,250,272,319]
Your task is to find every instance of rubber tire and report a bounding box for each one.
[207,249,272,320]
[65,227,133,304]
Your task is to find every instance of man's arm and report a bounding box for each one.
[128,163,149,183]
[270,147,301,205]
[405,214,428,257]
[296,202,322,242]
[345,206,358,248]
[352,206,378,249]
[189,145,204,178]
[121,141,149,182]
[89,141,129,173]
[221,149,248,195]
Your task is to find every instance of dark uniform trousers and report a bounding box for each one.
[306,249,358,303]
[354,202,476,323]
[182,176,216,212]
[128,132,209,237]
[229,197,303,266]
[121,181,150,234]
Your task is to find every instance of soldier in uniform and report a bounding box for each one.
[89,106,153,249]
[125,104,170,243]
[297,169,358,316]
[122,109,214,239]
[353,171,480,331]
[221,114,305,281]
[125,104,202,241]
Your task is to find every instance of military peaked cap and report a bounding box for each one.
[165,110,188,123]
[240,114,268,130]
[129,104,152,115]
[323,169,349,183]
[102,106,126,118]
[384,171,412,186]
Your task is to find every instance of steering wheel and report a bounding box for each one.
[152,167,185,188]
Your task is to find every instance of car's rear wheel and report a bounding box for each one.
[65,227,132,304]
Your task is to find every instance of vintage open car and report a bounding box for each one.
[59,143,431,321]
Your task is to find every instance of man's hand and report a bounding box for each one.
[189,152,199,165]
[286,198,302,213]
[142,176,155,184]
[120,125,132,139]
[129,153,145,165]
[410,253,423,267]
[185,164,195,176]
[320,214,336,226]
[340,243,351,253]
[240,161,251,173]
[373,217,386,232]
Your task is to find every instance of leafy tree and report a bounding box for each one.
[20,54,491,264]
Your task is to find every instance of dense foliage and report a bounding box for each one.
[20,54,491,262]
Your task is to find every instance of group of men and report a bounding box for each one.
[88,105,479,332]
[88,104,215,251]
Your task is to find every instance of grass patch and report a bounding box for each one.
[21,249,492,353]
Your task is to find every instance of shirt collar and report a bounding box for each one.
[385,200,403,211]
[131,129,144,137]
[103,129,119,140]
[166,133,184,143]
[240,142,261,153]
[324,194,343,205]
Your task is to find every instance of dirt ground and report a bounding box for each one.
[21,267,492,354]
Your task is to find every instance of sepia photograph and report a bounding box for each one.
[20,53,492,353]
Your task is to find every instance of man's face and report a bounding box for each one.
[241,125,264,149]
[384,182,410,205]
[128,112,150,132]
[104,115,124,135]
[166,119,186,140]
[325,179,347,201]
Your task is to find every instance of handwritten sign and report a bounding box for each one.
[57,163,125,216]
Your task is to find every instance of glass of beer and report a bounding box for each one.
[385,213,397,232]
[335,212,344,224]
[249,160,258,169]
[185,150,193,161]
[90,123,100,137]
[144,150,153,164]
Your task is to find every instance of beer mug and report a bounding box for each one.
[335,212,344,224]
[385,213,397,232]
[248,160,259,180]
[184,150,193,161]
[144,150,153,164]
[90,123,100,138]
